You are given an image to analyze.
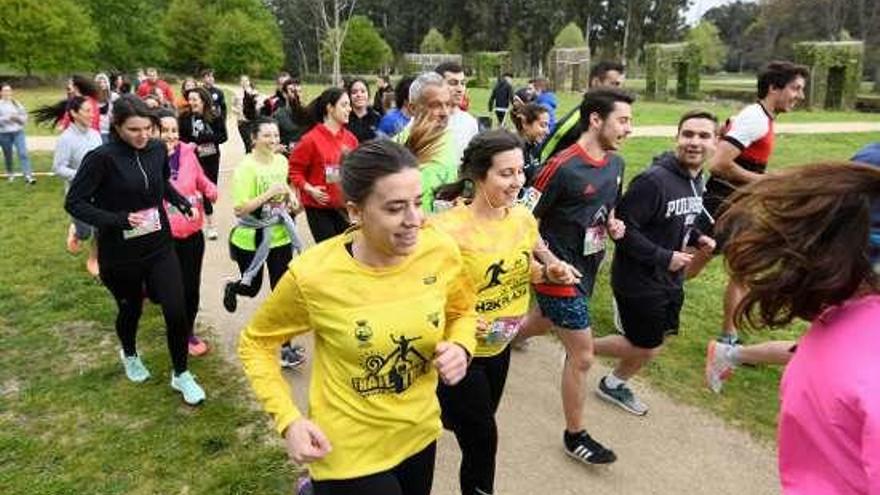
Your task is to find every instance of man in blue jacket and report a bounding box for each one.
[593,110,719,415]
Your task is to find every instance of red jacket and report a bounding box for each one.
[137,80,175,102]
[288,123,358,209]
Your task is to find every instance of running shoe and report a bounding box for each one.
[223,281,238,313]
[119,350,150,383]
[596,376,649,416]
[205,226,219,240]
[25,175,36,185]
[281,344,307,369]
[705,341,736,393]
[188,336,209,357]
[563,430,617,465]
[171,371,206,405]
[66,224,81,254]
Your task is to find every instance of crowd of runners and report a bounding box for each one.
[8,58,878,494]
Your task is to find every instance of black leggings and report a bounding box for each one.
[305,207,349,244]
[237,121,253,154]
[312,442,436,495]
[438,345,512,495]
[173,232,205,336]
[99,249,189,374]
[229,242,292,297]
[199,152,220,215]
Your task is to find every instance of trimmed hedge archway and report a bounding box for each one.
[793,41,864,110]
[546,47,590,92]
[645,42,701,100]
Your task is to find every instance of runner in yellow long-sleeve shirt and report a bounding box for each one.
[239,140,477,495]
[432,130,580,495]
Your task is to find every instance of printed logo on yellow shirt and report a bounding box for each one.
[474,251,531,314]
[352,334,431,396]
[354,320,373,347]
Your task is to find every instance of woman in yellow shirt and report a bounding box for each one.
[432,129,578,495]
[239,140,477,495]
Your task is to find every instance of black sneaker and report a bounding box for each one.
[563,430,617,465]
[223,281,238,313]
[596,377,649,416]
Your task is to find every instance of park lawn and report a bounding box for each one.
[590,131,877,441]
[0,153,294,494]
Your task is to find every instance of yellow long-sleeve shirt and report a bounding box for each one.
[238,225,477,481]
[431,204,539,357]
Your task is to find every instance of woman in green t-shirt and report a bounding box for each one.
[224,118,306,369]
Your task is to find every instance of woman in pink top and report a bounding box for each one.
[158,111,218,357]
[719,162,880,495]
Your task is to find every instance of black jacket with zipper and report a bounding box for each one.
[65,136,190,268]
[611,151,706,296]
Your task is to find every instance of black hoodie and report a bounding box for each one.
[65,137,190,268]
[611,151,705,296]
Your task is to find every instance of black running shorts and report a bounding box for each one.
[614,290,684,349]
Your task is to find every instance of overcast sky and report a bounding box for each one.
[686,0,757,24]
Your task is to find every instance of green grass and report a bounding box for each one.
[0,154,294,494]
[12,86,65,136]
[587,132,877,441]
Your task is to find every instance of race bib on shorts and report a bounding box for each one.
[582,225,607,256]
[123,207,162,239]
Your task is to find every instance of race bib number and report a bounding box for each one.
[432,199,454,213]
[123,207,162,239]
[484,316,523,345]
[519,187,542,211]
[197,142,218,157]
[324,164,341,184]
[582,225,607,256]
[262,200,288,216]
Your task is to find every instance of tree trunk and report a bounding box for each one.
[622,0,631,62]
[333,0,341,86]
[298,40,310,75]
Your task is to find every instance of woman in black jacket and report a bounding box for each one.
[178,86,227,239]
[346,78,381,142]
[65,95,206,405]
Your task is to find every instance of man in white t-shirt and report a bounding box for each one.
[435,61,479,160]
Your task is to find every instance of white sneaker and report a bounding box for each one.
[705,341,736,393]
[120,350,150,383]
[171,371,206,405]
[205,226,218,240]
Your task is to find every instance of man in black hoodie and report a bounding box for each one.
[592,110,718,416]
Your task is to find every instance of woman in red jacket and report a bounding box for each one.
[158,110,218,357]
[288,87,358,243]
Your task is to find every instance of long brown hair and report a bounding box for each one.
[720,162,880,329]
